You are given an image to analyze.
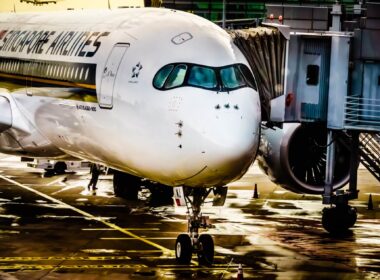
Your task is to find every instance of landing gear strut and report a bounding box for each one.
[322,131,359,234]
[175,188,215,266]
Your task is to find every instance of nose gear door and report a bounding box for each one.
[99,43,129,109]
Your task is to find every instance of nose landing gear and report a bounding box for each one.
[174,188,215,266]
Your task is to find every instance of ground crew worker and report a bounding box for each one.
[87,163,100,191]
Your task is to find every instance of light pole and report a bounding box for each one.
[222,0,226,29]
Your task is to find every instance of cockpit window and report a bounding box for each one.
[153,63,257,92]
[153,64,173,88]
[239,64,257,91]
[220,66,245,90]
[188,66,217,89]
[165,64,187,89]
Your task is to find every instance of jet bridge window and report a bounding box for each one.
[306,64,319,86]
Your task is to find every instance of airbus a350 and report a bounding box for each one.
[0,8,261,265]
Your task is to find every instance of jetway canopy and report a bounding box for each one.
[230,26,288,121]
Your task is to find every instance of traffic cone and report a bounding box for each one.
[368,194,374,210]
[237,263,244,280]
[253,184,259,199]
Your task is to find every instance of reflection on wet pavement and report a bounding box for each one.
[0,155,378,279]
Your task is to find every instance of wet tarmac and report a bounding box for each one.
[0,155,379,279]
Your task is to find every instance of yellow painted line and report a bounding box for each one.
[140,256,176,260]
[82,228,160,231]
[0,264,147,270]
[47,177,66,186]
[101,237,176,240]
[126,250,163,253]
[0,256,131,261]
[0,72,96,90]
[158,267,253,271]
[0,175,173,256]
[157,263,238,268]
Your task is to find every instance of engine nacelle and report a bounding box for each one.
[257,123,350,194]
[0,92,65,158]
[0,96,12,132]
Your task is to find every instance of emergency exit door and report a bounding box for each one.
[99,43,129,109]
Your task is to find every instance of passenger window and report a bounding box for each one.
[153,64,174,89]
[188,66,217,89]
[220,66,246,90]
[165,64,187,89]
[306,64,319,85]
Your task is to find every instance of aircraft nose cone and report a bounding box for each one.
[203,113,260,182]
[179,89,261,186]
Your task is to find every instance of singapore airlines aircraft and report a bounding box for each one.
[0,8,261,265]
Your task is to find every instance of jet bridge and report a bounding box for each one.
[231,2,380,233]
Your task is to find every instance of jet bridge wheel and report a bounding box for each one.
[322,205,357,234]
[113,171,141,200]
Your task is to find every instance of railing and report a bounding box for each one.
[344,96,380,131]
[359,133,380,182]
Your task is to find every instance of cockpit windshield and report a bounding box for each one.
[153,63,257,92]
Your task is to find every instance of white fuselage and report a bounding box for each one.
[0,8,261,187]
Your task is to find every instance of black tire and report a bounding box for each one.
[175,234,192,264]
[344,206,357,228]
[53,162,67,175]
[197,234,214,266]
[113,171,141,200]
[322,206,357,234]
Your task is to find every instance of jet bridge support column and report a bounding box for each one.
[321,131,358,234]
[348,132,360,199]
[323,130,335,205]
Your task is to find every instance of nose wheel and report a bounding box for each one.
[197,234,214,265]
[174,188,215,266]
[175,234,192,264]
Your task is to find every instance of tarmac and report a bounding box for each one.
[0,154,379,279]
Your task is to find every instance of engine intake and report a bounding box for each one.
[257,124,350,194]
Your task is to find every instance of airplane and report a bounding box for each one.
[0,8,261,265]
[19,0,59,6]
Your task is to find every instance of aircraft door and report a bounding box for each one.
[99,43,129,109]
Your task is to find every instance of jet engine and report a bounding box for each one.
[257,123,350,194]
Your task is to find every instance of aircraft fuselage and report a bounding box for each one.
[0,8,261,187]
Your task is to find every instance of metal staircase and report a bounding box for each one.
[359,133,380,182]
